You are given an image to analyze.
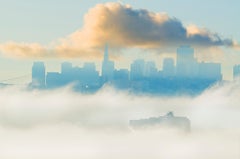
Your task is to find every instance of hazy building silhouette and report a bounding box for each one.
[31,62,46,88]
[81,62,99,86]
[61,62,73,84]
[176,46,198,78]
[162,58,175,78]
[198,62,222,80]
[46,72,62,88]
[31,45,224,95]
[144,61,158,78]
[61,62,72,75]
[233,64,240,78]
[130,59,145,81]
[113,69,129,89]
[46,62,100,91]
[114,69,129,80]
[101,44,115,82]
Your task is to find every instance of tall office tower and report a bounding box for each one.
[61,62,73,84]
[32,62,46,88]
[130,59,145,81]
[162,58,175,78]
[101,44,115,82]
[82,62,99,85]
[113,69,129,89]
[144,61,158,78]
[46,72,62,88]
[176,46,198,78]
[198,62,222,80]
[114,69,129,80]
[233,64,240,78]
[61,62,72,75]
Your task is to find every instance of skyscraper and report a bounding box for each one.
[198,62,222,80]
[61,62,72,75]
[46,72,61,88]
[233,64,240,78]
[101,44,115,82]
[176,46,198,78]
[162,58,175,78]
[144,61,158,78]
[82,62,99,85]
[61,62,73,84]
[130,59,145,81]
[32,62,46,88]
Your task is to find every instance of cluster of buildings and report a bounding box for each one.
[31,45,223,94]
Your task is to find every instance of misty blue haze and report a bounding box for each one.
[29,45,226,95]
[0,1,240,159]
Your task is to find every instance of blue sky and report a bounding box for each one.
[0,0,239,43]
[0,0,239,83]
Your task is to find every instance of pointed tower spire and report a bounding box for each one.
[104,43,109,61]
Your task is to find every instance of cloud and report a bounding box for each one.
[65,3,235,49]
[0,42,54,58]
[76,3,236,55]
[0,2,237,59]
[0,81,240,130]
[0,81,240,159]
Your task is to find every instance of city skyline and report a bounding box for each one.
[0,1,239,82]
[29,45,224,95]
[2,44,240,86]
[1,1,240,159]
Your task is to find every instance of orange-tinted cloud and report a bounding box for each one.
[0,42,52,58]
[0,2,237,59]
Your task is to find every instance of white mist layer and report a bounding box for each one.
[0,81,240,159]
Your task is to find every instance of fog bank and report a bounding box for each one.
[0,81,240,159]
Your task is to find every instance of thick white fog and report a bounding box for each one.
[0,81,240,159]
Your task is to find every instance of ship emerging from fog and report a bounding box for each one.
[129,112,191,132]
